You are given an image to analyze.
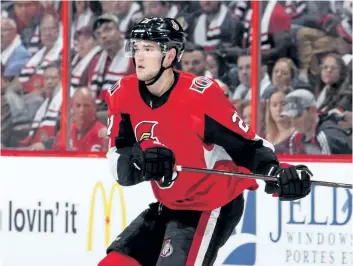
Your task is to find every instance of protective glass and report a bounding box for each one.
[125,39,167,59]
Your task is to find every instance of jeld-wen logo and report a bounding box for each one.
[221,191,257,265]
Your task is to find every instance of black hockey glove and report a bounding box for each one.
[131,140,176,187]
[264,164,312,201]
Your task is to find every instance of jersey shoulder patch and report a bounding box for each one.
[108,79,121,96]
[108,74,138,96]
[189,76,214,94]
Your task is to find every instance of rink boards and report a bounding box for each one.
[0,156,352,266]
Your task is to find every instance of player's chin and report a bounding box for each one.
[136,73,147,81]
[137,72,155,82]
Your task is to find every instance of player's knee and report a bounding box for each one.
[98,251,140,266]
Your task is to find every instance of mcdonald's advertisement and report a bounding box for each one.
[0,156,155,266]
[0,156,352,266]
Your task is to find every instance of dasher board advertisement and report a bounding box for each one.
[0,157,351,266]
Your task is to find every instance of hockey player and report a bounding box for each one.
[99,17,312,266]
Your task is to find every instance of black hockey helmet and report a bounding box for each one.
[126,17,186,85]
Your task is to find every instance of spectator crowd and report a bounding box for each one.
[1,0,352,155]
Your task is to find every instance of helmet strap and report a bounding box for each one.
[145,56,171,86]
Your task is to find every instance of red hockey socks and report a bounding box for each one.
[97,251,140,266]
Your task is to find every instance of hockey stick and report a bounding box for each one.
[175,165,353,189]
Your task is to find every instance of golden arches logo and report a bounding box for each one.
[87,182,127,251]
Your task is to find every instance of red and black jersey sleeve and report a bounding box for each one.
[197,78,279,173]
[105,78,142,186]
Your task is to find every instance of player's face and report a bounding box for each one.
[133,40,164,82]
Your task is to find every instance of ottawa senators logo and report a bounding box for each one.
[134,121,160,142]
[134,121,179,189]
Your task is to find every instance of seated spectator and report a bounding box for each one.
[99,1,117,15]
[72,0,95,35]
[19,12,62,89]
[192,1,243,52]
[231,54,251,101]
[143,0,179,18]
[342,0,352,42]
[281,89,352,154]
[53,87,107,152]
[316,54,349,114]
[114,0,141,36]
[295,26,346,84]
[71,26,101,88]
[262,57,310,99]
[332,56,352,135]
[231,53,271,102]
[320,2,352,54]
[283,1,323,28]
[240,100,251,125]
[179,43,232,96]
[1,66,12,148]
[228,0,296,70]
[206,51,232,86]
[294,1,352,83]
[331,85,352,136]
[237,100,266,137]
[180,43,212,77]
[1,66,36,147]
[89,14,134,110]
[22,74,46,121]
[5,1,42,55]
[18,63,66,150]
[39,1,61,13]
[264,89,297,154]
[174,1,201,37]
[13,2,60,55]
[271,58,296,91]
[206,52,222,80]
[125,1,192,39]
[1,17,31,78]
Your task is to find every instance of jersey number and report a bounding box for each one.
[232,111,249,133]
[107,115,114,136]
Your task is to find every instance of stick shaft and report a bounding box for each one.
[176,166,352,189]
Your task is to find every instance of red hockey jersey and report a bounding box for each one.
[53,120,107,152]
[106,71,279,211]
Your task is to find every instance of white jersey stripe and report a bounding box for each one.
[194,208,221,265]
[186,207,221,265]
